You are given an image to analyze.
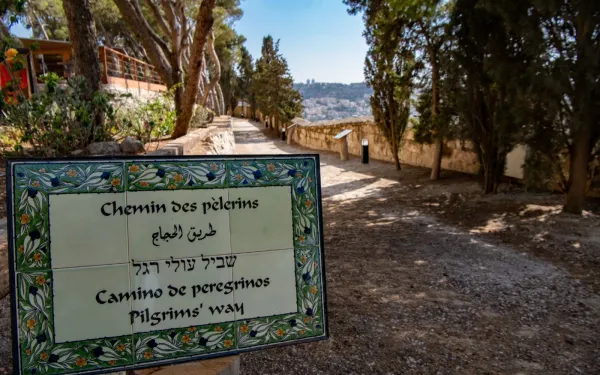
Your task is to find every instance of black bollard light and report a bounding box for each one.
[362,139,369,164]
[282,127,286,141]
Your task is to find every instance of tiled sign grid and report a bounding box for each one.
[9,157,326,375]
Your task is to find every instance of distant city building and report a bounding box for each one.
[295,81,373,122]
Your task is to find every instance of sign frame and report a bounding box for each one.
[6,154,328,375]
[333,129,352,140]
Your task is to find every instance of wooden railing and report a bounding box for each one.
[99,46,166,90]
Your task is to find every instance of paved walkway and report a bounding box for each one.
[233,119,416,201]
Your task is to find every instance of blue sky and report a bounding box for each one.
[11,0,368,84]
[10,22,29,38]
[236,0,367,84]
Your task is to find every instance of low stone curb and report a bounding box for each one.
[147,127,213,156]
[148,117,232,156]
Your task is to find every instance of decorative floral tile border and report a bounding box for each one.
[125,161,227,191]
[8,156,327,375]
[17,271,134,374]
[237,246,325,348]
[227,158,319,246]
[134,322,236,363]
[12,162,125,272]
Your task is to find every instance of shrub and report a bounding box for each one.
[0,76,122,156]
[189,105,212,128]
[117,87,177,144]
[523,149,568,192]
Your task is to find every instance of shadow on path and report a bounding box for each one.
[232,119,478,201]
[233,118,600,374]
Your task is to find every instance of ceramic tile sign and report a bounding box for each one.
[6,155,328,375]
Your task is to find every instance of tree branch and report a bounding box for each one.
[172,0,217,137]
[160,0,180,54]
[113,0,173,82]
[201,30,221,106]
[145,0,171,36]
[132,0,171,55]
[176,0,189,60]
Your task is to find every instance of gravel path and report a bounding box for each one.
[1,120,598,374]
[234,120,600,374]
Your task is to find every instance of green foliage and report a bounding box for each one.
[0,76,119,156]
[118,88,177,145]
[237,45,254,112]
[39,71,60,92]
[413,63,459,146]
[362,3,418,169]
[448,0,535,193]
[27,0,69,40]
[190,104,213,128]
[213,0,245,114]
[0,75,179,156]
[412,91,434,144]
[252,35,303,124]
[523,149,568,192]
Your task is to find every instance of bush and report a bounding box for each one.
[0,76,122,156]
[117,88,177,144]
[523,149,568,192]
[0,70,179,156]
[189,105,213,128]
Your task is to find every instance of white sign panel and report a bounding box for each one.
[8,155,327,374]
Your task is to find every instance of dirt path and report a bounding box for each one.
[235,119,600,374]
[0,120,598,374]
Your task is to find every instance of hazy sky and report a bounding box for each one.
[236,0,368,84]
[10,0,368,84]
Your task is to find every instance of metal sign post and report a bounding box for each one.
[334,129,353,161]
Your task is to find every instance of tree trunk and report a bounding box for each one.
[198,57,208,101]
[429,54,443,180]
[431,134,443,180]
[172,67,184,120]
[482,145,504,195]
[200,30,221,106]
[62,0,102,98]
[62,0,103,144]
[214,87,222,115]
[391,139,401,170]
[172,0,216,138]
[216,83,225,116]
[209,89,216,113]
[483,164,494,195]
[564,126,592,214]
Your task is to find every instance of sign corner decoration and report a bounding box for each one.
[6,155,328,375]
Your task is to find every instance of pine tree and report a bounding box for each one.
[388,0,451,180]
[525,0,600,214]
[349,0,417,170]
[252,35,303,129]
[449,0,533,194]
[238,45,254,117]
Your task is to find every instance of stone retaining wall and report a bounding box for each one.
[291,117,481,175]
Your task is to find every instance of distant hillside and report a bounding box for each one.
[294,82,373,122]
